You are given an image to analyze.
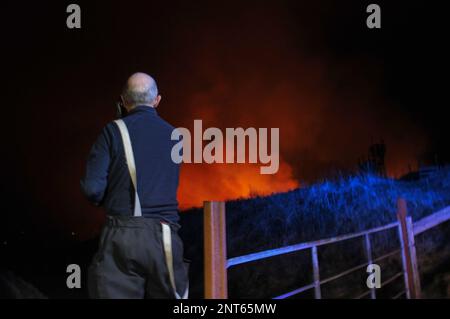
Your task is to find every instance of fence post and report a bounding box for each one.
[405,215,421,298]
[397,198,421,299]
[204,201,228,299]
[311,246,322,299]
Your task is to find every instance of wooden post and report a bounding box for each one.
[405,215,421,298]
[204,201,228,299]
[364,233,376,299]
[311,246,322,299]
[397,198,421,299]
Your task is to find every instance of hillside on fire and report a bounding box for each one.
[180,166,450,298]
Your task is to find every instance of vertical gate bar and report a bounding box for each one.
[364,233,376,299]
[397,223,411,299]
[204,201,228,299]
[311,245,322,299]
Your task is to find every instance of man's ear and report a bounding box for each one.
[120,95,134,112]
[153,95,162,108]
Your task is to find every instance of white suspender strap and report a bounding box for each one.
[162,222,189,299]
[115,119,187,299]
[114,119,142,217]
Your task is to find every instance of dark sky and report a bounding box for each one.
[1,0,448,239]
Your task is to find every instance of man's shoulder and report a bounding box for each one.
[103,120,120,135]
[104,115,176,137]
[159,117,176,132]
[97,121,121,147]
[153,114,176,134]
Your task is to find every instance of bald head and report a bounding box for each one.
[122,72,160,109]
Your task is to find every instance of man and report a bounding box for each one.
[81,72,188,299]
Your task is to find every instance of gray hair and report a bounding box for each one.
[122,77,158,106]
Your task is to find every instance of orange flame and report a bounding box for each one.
[178,160,299,209]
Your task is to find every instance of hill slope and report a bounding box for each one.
[180,167,450,298]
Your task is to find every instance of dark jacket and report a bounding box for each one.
[81,105,180,224]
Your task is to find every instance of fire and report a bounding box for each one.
[177,159,299,209]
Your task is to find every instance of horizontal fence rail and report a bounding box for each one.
[204,200,450,299]
[227,222,399,268]
[413,206,450,236]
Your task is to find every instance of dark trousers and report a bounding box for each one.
[88,216,189,299]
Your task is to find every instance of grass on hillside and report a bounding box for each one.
[180,166,450,298]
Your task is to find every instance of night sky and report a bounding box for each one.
[1,1,448,240]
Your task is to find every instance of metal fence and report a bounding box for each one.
[203,199,450,299]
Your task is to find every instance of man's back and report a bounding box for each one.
[81,105,180,224]
[83,73,188,299]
